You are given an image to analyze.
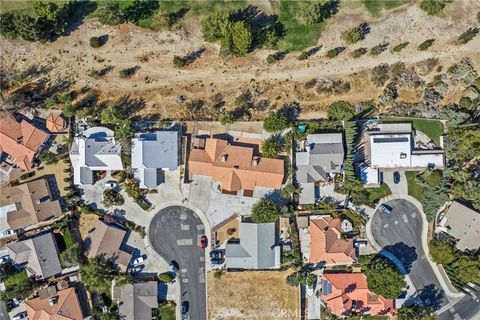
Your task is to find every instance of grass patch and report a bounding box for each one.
[363,0,411,16]
[0,0,67,14]
[275,0,326,51]
[381,116,444,146]
[158,301,176,320]
[365,183,391,206]
[330,210,367,231]
[63,228,74,248]
[405,171,423,204]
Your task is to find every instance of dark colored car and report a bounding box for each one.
[170,260,180,273]
[209,250,223,259]
[199,235,208,249]
[393,171,400,184]
[181,301,189,314]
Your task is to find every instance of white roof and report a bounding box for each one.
[0,204,17,232]
[370,133,412,168]
[411,153,444,168]
[307,133,343,144]
[443,201,480,252]
[299,182,316,205]
[357,163,379,186]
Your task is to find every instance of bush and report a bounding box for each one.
[266,54,279,64]
[392,42,409,53]
[102,189,125,207]
[158,272,174,283]
[418,39,435,51]
[351,48,367,58]
[89,36,102,48]
[419,0,450,15]
[297,51,309,60]
[342,26,362,45]
[173,55,187,68]
[263,111,289,133]
[39,151,59,164]
[97,2,126,25]
[457,27,479,44]
[326,48,339,58]
[251,198,281,223]
[370,43,388,56]
[219,112,236,125]
[327,101,355,121]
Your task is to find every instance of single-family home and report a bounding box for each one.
[25,286,84,320]
[131,131,179,188]
[189,137,284,196]
[113,281,158,320]
[360,122,444,186]
[85,220,132,271]
[69,126,123,185]
[296,133,344,204]
[1,178,62,231]
[309,216,356,266]
[224,219,281,269]
[7,232,62,280]
[320,273,394,318]
[438,201,480,253]
[0,115,49,179]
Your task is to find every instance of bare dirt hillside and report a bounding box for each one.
[1,1,479,119]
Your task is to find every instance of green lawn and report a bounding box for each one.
[0,0,67,14]
[405,171,423,204]
[63,228,74,248]
[362,0,411,16]
[365,183,391,206]
[381,116,444,146]
[158,302,176,320]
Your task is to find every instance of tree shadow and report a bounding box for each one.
[382,242,418,273]
[60,1,98,37]
[97,34,109,46]
[411,284,445,311]
[359,22,370,40]
[184,47,206,64]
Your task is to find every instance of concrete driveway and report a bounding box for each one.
[371,199,447,311]
[382,170,408,196]
[149,206,206,320]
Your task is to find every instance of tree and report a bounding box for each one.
[453,255,480,283]
[397,305,436,320]
[327,101,355,121]
[445,128,480,162]
[173,55,187,68]
[263,111,289,133]
[89,36,102,48]
[286,269,316,287]
[219,112,236,126]
[251,198,281,223]
[1,270,35,301]
[123,0,159,23]
[0,12,18,38]
[419,0,449,15]
[299,0,338,25]
[229,21,252,56]
[38,150,59,164]
[428,239,455,264]
[63,102,75,117]
[114,119,134,140]
[97,2,125,25]
[342,27,362,45]
[80,259,114,294]
[0,263,16,281]
[201,12,229,42]
[102,189,125,207]
[364,255,406,299]
[115,273,133,286]
[60,244,82,268]
[262,136,282,159]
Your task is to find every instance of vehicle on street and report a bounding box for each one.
[379,204,393,215]
[393,171,400,184]
[104,180,118,189]
[12,311,28,320]
[181,301,189,314]
[199,235,207,249]
[170,260,179,273]
[131,256,145,266]
[1,229,14,237]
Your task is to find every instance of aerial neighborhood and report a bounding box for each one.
[1,1,480,320]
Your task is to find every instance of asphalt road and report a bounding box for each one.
[149,206,206,320]
[371,199,447,310]
[438,285,480,320]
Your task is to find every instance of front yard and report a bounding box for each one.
[207,270,299,320]
[405,171,423,204]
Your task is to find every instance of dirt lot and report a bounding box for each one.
[79,213,99,240]
[1,1,479,119]
[207,270,300,320]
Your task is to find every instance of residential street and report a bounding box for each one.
[438,285,480,320]
[149,206,206,320]
[371,199,447,310]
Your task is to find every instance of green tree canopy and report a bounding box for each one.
[80,259,115,294]
[327,101,355,121]
[263,111,289,133]
[453,255,480,283]
[261,136,283,159]
[60,243,82,268]
[397,305,436,320]
[364,255,406,299]
[342,26,362,45]
[97,2,126,25]
[201,12,229,42]
[428,239,455,265]
[446,128,480,163]
[0,270,35,301]
[251,198,281,223]
[299,0,338,25]
[419,0,450,15]
[219,112,236,126]
[229,21,253,56]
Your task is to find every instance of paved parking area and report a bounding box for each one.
[382,170,408,196]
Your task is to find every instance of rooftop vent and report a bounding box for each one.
[252,158,259,166]
[221,154,228,162]
[49,296,58,306]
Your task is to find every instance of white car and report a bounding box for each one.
[0,255,11,264]
[104,180,118,189]
[12,311,28,320]
[131,256,145,266]
[1,229,14,237]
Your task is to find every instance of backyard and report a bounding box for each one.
[207,270,299,320]
[381,117,444,146]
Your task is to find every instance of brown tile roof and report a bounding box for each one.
[321,273,394,318]
[4,178,62,230]
[310,217,356,265]
[85,220,131,271]
[46,114,66,133]
[25,287,84,320]
[189,138,284,192]
[0,115,49,171]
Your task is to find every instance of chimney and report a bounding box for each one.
[252,158,259,166]
[16,136,23,144]
[221,154,228,162]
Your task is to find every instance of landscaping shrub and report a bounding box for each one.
[263,111,289,132]
[392,42,409,53]
[342,26,362,45]
[418,39,435,51]
[102,189,125,207]
[419,0,450,15]
[158,272,174,283]
[457,27,479,45]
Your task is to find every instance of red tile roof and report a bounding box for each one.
[46,114,66,133]
[25,287,84,320]
[321,273,394,318]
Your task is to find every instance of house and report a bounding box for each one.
[69,126,123,185]
[131,131,179,188]
[309,216,356,266]
[361,123,444,186]
[25,286,84,320]
[224,219,280,269]
[320,273,394,318]
[296,133,344,204]
[85,220,131,271]
[0,115,49,178]
[1,178,62,231]
[7,232,62,280]
[438,201,480,253]
[189,137,284,196]
[45,113,67,133]
[113,281,158,320]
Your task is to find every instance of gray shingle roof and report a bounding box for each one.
[117,281,158,320]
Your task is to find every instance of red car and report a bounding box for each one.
[199,235,208,249]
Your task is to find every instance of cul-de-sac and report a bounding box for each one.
[0,1,479,320]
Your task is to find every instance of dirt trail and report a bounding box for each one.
[1,1,479,118]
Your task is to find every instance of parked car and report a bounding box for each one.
[104,180,118,189]
[181,301,189,314]
[209,250,223,260]
[393,171,400,184]
[131,256,145,266]
[199,235,208,249]
[170,260,179,273]
[379,204,393,215]
[0,255,11,264]
[12,311,28,320]
[1,229,14,237]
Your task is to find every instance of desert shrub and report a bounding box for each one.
[89,36,102,48]
[457,27,479,45]
[371,64,390,87]
[297,51,309,60]
[419,0,450,15]
[266,54,279,64]
[342,26,362,45]
[351,48,367,58]
[326,47,341,58]
[418,39,435,51]
[219,112,236,125]
[173,55,187,68]
[392,42,409,53]
[370,43,388,56]
[119,67,137,79]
